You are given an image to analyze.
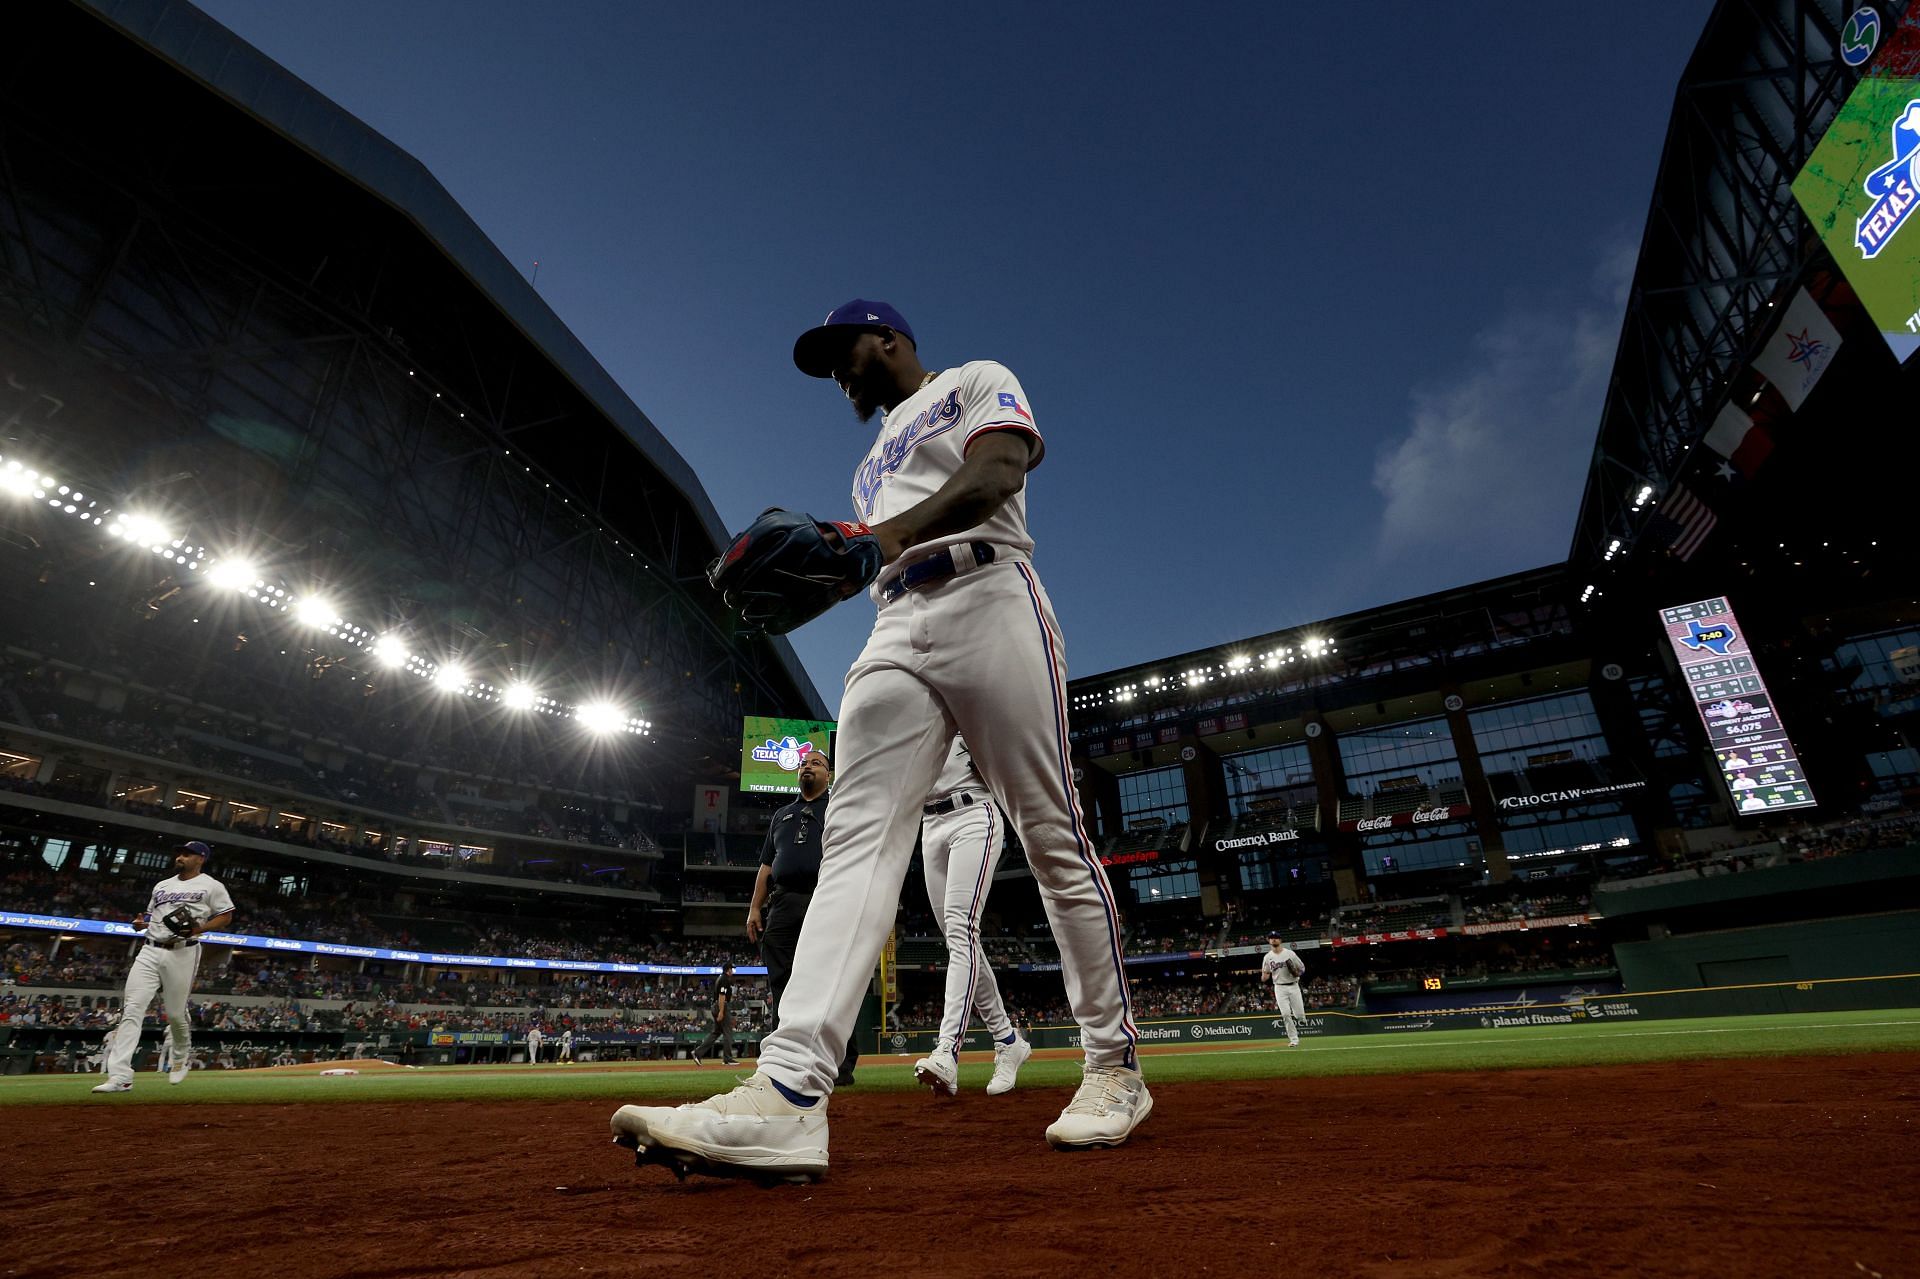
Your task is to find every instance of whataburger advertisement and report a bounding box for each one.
[1793,9,1920,360]
[1658,597,1817,814]
[739,715,835,794]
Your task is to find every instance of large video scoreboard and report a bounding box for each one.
[1659,596,1817,815]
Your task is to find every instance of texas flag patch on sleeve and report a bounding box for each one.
[996,391,1032,422]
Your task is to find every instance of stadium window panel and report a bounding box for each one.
[1222,741,1313,814]
[40,838,70,871]
[1130,858,1200,901]
[1358,822,1478,877]
[1338,716,1461,795]
[1117,765,1190,829]
[1497,807,1637,857]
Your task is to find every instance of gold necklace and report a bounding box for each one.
[919,370,940,389]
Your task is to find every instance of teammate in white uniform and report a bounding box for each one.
[1261,933,1307,1047]
[526,1025,543,1065]
[93,841,233,1093]
[559,1028,574,1063]
[912,736,1030,1096]
[613,300,1146,1180]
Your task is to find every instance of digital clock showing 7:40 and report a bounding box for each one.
[1421,975,1445,991]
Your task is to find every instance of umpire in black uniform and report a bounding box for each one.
[747,749,859,1084]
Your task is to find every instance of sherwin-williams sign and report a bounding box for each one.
[1793,11,1920,360]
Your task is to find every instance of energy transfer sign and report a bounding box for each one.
[1659,597,1816,815]
[1793,10,1920,360]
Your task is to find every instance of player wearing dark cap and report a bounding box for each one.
[93,841,234,1092]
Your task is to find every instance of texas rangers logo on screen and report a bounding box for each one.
[1855,101,1920,259]
[1677,619,1738,655]
[751,735,817,772]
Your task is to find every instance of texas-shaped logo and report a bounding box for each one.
[1855,100,1920,259]
[1677,619,1737,655]
[751,736,815,772]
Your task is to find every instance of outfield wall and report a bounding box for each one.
[872,972,1920,1054]
[1614,911,1920,990]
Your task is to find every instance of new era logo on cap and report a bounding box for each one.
[794,299,917,377]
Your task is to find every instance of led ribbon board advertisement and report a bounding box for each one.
[1659,597,1816,814]
[1792,10,1920,360]
[739,715,835,794]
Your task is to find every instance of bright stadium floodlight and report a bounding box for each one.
[205,559,259,592]
[502,682,538,710]
[293,596,341,629]
[370,635,410,669]
[117,512,171,546]
[577,701,623,734]
[433,662,470,693]
[0,465,33,497]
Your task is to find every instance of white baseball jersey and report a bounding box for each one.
[756,346,1138,1097]
[1262,947,1305,986]
[141,874,234,940]
[928,737,984,805]
[852,360,1043,588]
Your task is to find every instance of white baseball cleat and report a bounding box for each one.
[91,1080,133,1094]
[1045,1063,1152,1150]
[168,1065,190,1084]
[985,1034,1032,1096]
[912,1043,959,1096]
[610,1072,828,1183]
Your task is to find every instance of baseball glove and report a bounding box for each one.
[160,906,199,939]
[707,508,884,635]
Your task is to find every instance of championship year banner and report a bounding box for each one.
[739,715,835,794]
[1658,597,1817,813]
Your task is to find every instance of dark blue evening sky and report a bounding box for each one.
[193,1,1714,714]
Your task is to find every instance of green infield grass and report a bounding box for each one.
[4,1008,1917,1106]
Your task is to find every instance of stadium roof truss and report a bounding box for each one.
[1569,0,1887,573]
[0,1,829,762]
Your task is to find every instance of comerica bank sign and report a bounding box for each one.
[1213,829,1303,853]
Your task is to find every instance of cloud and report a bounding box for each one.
[1372,245,1629,571]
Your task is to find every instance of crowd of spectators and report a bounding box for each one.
[0,653,659,859]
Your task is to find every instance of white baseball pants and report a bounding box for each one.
[921,798,1014,1050]
[106,943,199,1083]
[1274,983,1305,1044]
[758,558,1138,1096]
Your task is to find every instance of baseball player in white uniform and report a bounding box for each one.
[613,300,1145,1181]
[526,1025,543,1065]
[559,1028,574,1063]
[912,736,1031,1096]
[93,841,233,1093]
[1262,933,1307,1046]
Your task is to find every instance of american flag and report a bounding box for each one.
[1644,484,1717,560]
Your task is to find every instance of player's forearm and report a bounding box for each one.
[201,912,234,934]
[873,435,1028,559]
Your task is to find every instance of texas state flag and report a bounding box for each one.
[997,391,1032,422]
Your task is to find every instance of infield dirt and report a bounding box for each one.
[7,1051,1916,1278]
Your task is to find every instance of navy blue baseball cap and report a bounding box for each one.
[793,299,915,378]
[178,840,211,860]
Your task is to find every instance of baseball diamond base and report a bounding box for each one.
[8,1054,1919,1277]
